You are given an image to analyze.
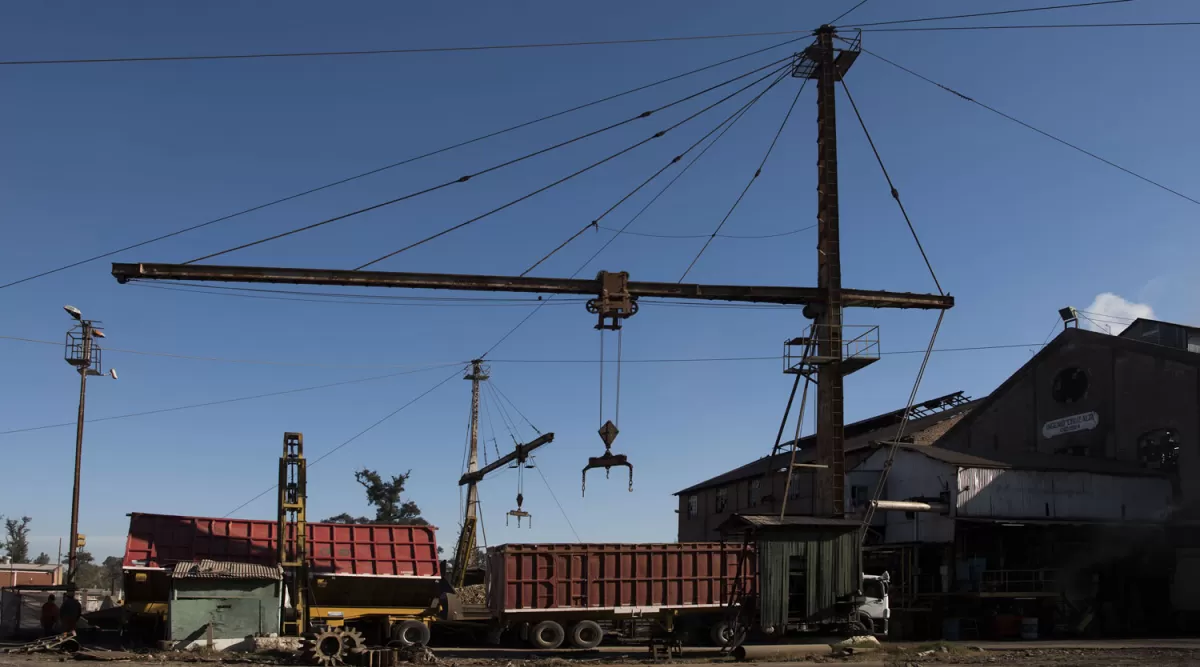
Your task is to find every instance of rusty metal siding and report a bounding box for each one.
[488,543,754,614]
[956,468,1172,520]
[124,513,439,577]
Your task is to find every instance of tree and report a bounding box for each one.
[33,553,51,565]
[2,516,33,563]
[101,556,123,594]
[323,469,428,525]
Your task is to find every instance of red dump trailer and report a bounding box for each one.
[471,542,755,648]
[122,512,442,645]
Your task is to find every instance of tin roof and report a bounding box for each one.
[171,559,283,580]
[675,394,977,495]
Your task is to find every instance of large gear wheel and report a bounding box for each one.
[300,629,347,666]
[335,628,366,654]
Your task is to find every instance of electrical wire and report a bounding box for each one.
[521,67,789,276]
[861,21,1200,32]
[187,55,795,265]
[854,44,1200,208]
[838,75,943,295]
[0,37,808,292]
[0,363,462,437]
[534,463,583,542]
[596,223,815,239]
[1078,312,1115,333]
[222,365,464,517]
[356,61,793,270]
[678,75,808,281]
[0,29,818,67]
[841,0,1131,28]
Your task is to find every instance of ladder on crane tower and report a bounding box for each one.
[278,432,308,637]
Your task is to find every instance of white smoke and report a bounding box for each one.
[1081,293,1155,334]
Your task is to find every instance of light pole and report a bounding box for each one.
[62,305,115,586]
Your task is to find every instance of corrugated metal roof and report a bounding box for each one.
[675,397,977,495]
[721,514,863,529]
[171,559,282,580]
[877,442,1166,477]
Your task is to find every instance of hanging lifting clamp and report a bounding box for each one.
[506,493,531,527]
[587,271,638,330]
[582,420,633,497]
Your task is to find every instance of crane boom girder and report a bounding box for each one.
[111,263,953,310]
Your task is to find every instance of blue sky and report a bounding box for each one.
[2,1,1198,560]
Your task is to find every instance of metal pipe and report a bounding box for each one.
[870,499,949,513]
[732,643,834,661]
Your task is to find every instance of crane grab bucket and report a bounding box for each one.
[581,450,633,497]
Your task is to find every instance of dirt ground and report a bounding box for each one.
[3,644,1200,667]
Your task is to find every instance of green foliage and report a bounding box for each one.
[323,469,427,525]
[33,553,51,565]
[2,516,33,563]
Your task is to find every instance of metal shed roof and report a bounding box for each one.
[170,559,283,581]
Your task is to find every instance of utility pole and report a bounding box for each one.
[812,25,847,518]
[62,305,115,585]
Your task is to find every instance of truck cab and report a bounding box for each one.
[858,572,890,637]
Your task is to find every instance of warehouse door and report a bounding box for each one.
[787,556,808,619]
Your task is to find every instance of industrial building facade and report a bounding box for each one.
[673,322,1200,637]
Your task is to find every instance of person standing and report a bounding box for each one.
[60,592,82,633]
[40,594,59,636]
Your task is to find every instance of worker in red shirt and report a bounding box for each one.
[40,595,59,636]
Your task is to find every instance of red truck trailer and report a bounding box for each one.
[450,542,755,648]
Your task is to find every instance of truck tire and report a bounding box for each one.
[568,620,603,649]
[529,620,566,649]
[709,619,735,647]
[390,620,431,647]
[853,611,875,636]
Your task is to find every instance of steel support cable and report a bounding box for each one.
[186,56,795,266]
[0,39,808,292]
[521,68,789,277]
[0,30,820,67]
[852,44,1200,209]
[0,362,463,436]
[861,21,1200,32]
[474,76,771,360]
[480,387,503,461]
[486,381,523,446]
[860,311,944,538]
[678,76,809,282]
[838,76,943,296]
[840,0,1131,28]
[357,61,793,270]
[763,372,803,501]
[830,0,872,26]
[778,371,814,518]
[488,379,543,436]
[222,364,464,517]
[534,463,583,542]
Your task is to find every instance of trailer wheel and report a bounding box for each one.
[568,620,603,649]
[390,620,431,647]
[529,620,565,649]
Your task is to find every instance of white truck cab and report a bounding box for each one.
[858,572,891,636]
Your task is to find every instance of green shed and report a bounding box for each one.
[168,560,283,650]
[720,514,863,631]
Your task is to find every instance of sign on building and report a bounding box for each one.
[1042,411,1099,439]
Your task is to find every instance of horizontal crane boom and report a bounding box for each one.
[111,263,953,310]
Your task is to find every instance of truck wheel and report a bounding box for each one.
[709,619,735,647]
[529,620,565,649]
[568,620,603,649]
[390,620,431,647]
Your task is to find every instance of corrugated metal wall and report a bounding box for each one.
[956,468,1172,520]
[757,529,860,629]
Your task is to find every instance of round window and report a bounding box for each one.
[1051,367,1089,403]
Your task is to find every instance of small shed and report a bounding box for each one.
[719,515,863,630]
[168,560,282,650]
